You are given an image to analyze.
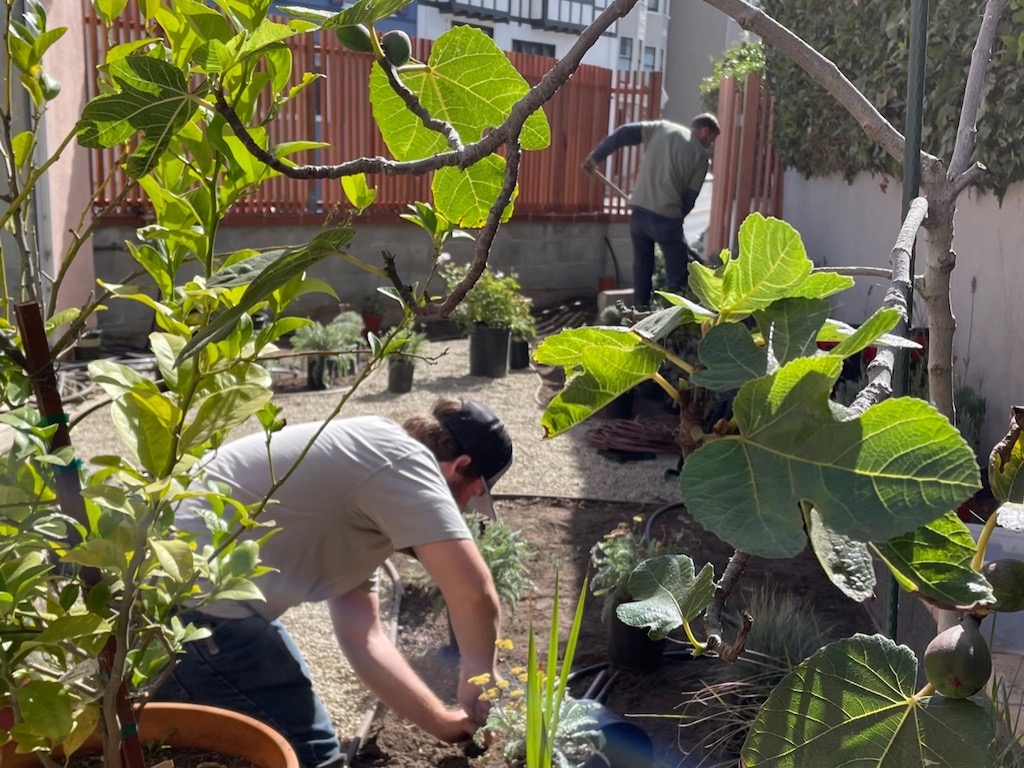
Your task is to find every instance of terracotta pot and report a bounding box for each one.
[0,702,299,768]
[361,312,383,334]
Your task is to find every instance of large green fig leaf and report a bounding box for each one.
[690,322,766,390]
[717,214,854,318]
[614,555,716,641]
[369,26,550,161]
[692,297,834,391]
[989,406,1024,503]
[680,356,981,558]
[635,296,715,342]
[742,634,994,768]
[818,318,921,349]
[805,506,876,602]
[77,57,198,178]
[432,156,516,228]
[536,327,664,437]
[872,512,993,610]
[281,0,412,27]
[754,297,831,366]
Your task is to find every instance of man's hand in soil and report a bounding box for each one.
[435,708,480,744]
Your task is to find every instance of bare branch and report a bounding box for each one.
[847,196,928,415]
[703,549,751,662]
[701,0,929,170]
[948,0,1011,180]
[951,161,987,196]
[380,59,463,152]
[811,265,925,292]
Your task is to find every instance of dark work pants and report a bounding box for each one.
[154,610,342,768]
[629,207,689,307]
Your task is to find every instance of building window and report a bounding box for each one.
[642,45,656,71]
[512,39,555,57]
[617,36,632,70]
[647,0,659,13]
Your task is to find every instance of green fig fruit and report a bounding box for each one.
[981,558,1024,612]
[335,24,375,53]
[923,617,992,698]
[381,30,412,67]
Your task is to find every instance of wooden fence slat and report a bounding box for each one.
[80,7,661,223]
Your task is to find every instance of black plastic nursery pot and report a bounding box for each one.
[468,325,510,378]
[607,611,666,673]
[509,337,531,370]
[387,359,415,393]
[306,357,338,390]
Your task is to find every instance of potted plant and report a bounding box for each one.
[439,260,533,379]
[289,311,365,390]
[360,291,386,334]
[386,325,429,394]
[508,309,536,371]
[590,512,692,672]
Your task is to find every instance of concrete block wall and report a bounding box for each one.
[91,219,632,346]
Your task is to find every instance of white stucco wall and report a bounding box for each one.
[781,169,1024,456]
[662,0,739,124]
[417,8,616,67]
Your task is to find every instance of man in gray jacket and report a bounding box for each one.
[583,113,719,307]
[157,397,512,767]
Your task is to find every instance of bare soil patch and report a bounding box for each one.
[351,496,875,768]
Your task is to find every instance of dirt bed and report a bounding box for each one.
[351,496,876,768]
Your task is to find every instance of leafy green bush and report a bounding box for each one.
[700,37,766,112]
[439,258,533,333]
[761,0,1023,199]
[290,311,365,383]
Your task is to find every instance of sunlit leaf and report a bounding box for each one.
[615,555,716,641]
[681,356,981,558]
[872,512,994,610]
[743,634,994,768]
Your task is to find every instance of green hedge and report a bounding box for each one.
[760,0,1024,200]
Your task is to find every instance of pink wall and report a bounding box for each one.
[40,0,95,318]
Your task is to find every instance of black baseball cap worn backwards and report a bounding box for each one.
[439,399,513,519]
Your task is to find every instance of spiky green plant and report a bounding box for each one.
[676,586,832,767]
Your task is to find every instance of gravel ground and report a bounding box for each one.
[66,338,684,743]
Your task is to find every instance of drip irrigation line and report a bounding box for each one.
[643,500,688,547]
[343,557,402,766]
[583,668,610,700]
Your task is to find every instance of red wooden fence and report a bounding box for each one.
[81,5,660,224]
[707,73,783,255]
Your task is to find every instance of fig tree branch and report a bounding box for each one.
[848,196,927,415]
[948,0,1009,181]
[379,57,464,151]
[703,549,752,662]
[214,0,640,182]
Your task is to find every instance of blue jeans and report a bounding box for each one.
[629,207,689,307]
[154,611,342,768]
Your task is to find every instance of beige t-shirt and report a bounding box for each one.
[177,417,470,620]
[629,121,710,219]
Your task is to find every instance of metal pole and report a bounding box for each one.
[888,0,928,640]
